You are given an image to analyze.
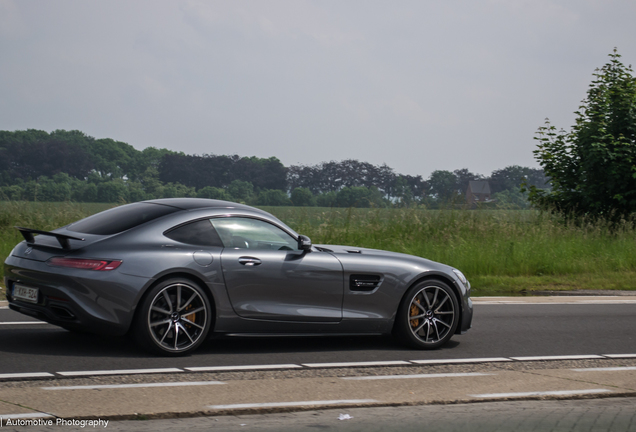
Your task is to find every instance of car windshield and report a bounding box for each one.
[67,203,180,235]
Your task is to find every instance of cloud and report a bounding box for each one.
[389,95,443,126]
[0,0,26,38]
[182,0,364,45]
[1,0,635,177]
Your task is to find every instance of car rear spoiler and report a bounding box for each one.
[15,227,85,250]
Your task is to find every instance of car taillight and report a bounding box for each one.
[47,257,122,271]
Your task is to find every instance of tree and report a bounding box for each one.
[335,186,386,208]
[316,191,337,207]
[492,189,531,209]
[74,182,98,202]
[86,137,137,179]
[255,189,292,206]
[529,49,636,219]
[97,179,127,203]
[162,182,195,199]
[490,166,548,194]
[232,156,288,191]
[290,187,316,206]
[391,174,428,206]
[128,147,178,181]
[287,160,396,196]
[138,167,164,198]
[197,186,230,201]
[0,184,24,200]
[227,180,254,203]
[0,132,94,184]
[427,170,459,203]
[392,176,413,207]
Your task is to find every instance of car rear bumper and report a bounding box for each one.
[4,255,150,336]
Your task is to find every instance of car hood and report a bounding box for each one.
[314,243,452,271]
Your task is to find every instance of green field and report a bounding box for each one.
[2,201,636,297]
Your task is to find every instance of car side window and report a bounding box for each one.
[210,217,298,251]
[164,219,224,247]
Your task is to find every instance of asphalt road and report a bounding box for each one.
[1,302,635,375]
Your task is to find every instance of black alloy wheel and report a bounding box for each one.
[134,278,212,356]
[395,280,459,349]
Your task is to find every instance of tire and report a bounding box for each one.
[134,278,212,356]
[394,280,459,350]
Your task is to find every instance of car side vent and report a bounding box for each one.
[315,246,334,252]
[350,274,382,291]
[346,249,362,254]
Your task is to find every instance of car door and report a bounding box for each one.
[212,217,344,322]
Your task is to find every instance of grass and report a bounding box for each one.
[264,207,636,296]
[2,201,636,298]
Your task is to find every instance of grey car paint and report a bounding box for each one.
[220,247,344,322]
[4,198,472,346]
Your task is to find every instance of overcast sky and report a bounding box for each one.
[1,0,635,178]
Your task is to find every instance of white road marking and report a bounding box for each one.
[341,372,495,380]
[208,399,378,410]
[510,355,604,361]
[474,299,636,305]
[572,367,636,372]
[0,372,54,379]
[572,300,636,304]
[603,354,636,359]
[0,321,48,325]
[0,412,54,419]
[302,361,410,368]
[476,301,633,305]
[43,381,225,390]
[186,364,302,372]
[473,301,529,304]
[411,357,511,365]
[469,389,612,398]
[57,368,183,377]
[2,353,634,381]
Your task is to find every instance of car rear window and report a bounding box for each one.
[164,219,223,247]
[67,203,180,235]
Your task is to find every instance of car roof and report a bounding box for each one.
[139,198,294,235]
[143,198,257,212]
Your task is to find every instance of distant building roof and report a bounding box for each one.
[468,181,491,195]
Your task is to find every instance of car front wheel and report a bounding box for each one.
[134,278,212,356]
[395,280,459,349]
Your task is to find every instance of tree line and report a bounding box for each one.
[0,129,548,207]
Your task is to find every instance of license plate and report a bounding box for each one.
[13,284,39,304]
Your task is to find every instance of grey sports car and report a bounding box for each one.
[4,198,473,356]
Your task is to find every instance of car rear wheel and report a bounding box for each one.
[134,278,212,356]
[395,280,459,349]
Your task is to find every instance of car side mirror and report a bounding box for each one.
[298,235,312,251]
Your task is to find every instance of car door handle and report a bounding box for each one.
[238,257,261,266]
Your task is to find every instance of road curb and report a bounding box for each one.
[5,391,636,425]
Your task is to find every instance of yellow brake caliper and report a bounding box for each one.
[184,304,196,327]
[410,298,420,327]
